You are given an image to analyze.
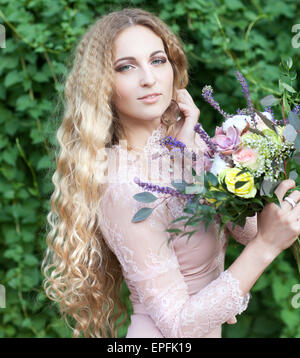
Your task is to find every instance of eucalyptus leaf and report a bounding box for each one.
[288,111,300,130]
[171,180,188,192]
[133,192,158,203]
[131,207,153,223]
[260,95,280,107]
[289,170,298,181]
[293,152,300,165]
[185,184,204,194]
[260,179,278,196]
[283,124,297,142]
[294,134,300,151]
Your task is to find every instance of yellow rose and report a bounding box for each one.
[218,168,257,198]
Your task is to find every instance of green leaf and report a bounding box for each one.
[284,124,297,142]
[4,70,23,87]
[131,207,153,223]
[294,134,300,151]
[254,109,278,134]
[185,184,204,194]
[288,111,300,130]
[169,216,190,224]
[260,179,278,196]
[206,172,219,187]
[247,126,266,137]
[289,170,298,181]
[293,152,300,165]
[133,192,158,203]
[235,180,246,189]
[166,228,182,233]
[260,95,280,107]
[171,180,188,192]
[281,82,296,93]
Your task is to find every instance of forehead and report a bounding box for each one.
[113,25,165,58]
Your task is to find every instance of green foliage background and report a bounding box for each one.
[0,0,300,338]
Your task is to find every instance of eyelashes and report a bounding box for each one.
[116,57,167,72]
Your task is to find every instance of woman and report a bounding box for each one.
[42,8,300,338]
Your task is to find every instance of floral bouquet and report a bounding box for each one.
[132,59,300,275]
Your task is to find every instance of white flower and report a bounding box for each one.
[210,154,229,176]
[223,115,251,133]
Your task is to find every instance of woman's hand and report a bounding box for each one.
[226,316,237,325]
[173,89,200,148]
[255,179,300,259]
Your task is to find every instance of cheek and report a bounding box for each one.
[113,78,135,106]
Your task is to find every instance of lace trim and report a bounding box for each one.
[172,270,251,337]
[221,270,251,314]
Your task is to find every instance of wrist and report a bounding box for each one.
[249,234,281,264]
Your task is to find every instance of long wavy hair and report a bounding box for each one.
[41,7,189,338]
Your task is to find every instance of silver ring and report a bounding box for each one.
[284,196,296,209]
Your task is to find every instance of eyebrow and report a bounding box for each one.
[114,50,166,66]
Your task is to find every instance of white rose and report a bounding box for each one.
[210,154,229,176]
[223,115,251,133]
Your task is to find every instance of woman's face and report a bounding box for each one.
[112,25,174,126]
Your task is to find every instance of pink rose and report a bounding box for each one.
[232,147,260,170]
[212,126,241,155]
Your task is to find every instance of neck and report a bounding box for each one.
[122,120,163,150]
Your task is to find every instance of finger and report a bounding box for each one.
[288,201,300,219]
[226,317,237,324]
[274,179,296,204]
[281,190,300,211]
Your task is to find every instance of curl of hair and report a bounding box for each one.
[41,7,189,338]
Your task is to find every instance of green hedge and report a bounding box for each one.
[0,0,299,338]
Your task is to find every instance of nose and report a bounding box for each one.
[140,65,156,87]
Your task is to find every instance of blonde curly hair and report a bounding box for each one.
[41,7,189,338]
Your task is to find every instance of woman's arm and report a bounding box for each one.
[228,179,300,296]
[99,183,251,338]
[227,236,277,297]
[99,180,300,337]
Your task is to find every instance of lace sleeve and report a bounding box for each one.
[98,182,250,338]
[226,215,258,246]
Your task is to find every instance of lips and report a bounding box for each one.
[138,93,161,100]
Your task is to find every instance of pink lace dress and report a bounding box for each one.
[98,123,257,338]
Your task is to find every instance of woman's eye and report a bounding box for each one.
[152,58,167,65]
[116,58,167,72]
[116,64,133,72]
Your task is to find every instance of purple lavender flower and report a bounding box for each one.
[133,177,195,200]
[264,106,276,123]
[194,123,218,154]
[160,136,197,161]
[236,108,252,116]
[293,105,300,116]
[235,71,257,127]
[201,85,232,119]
